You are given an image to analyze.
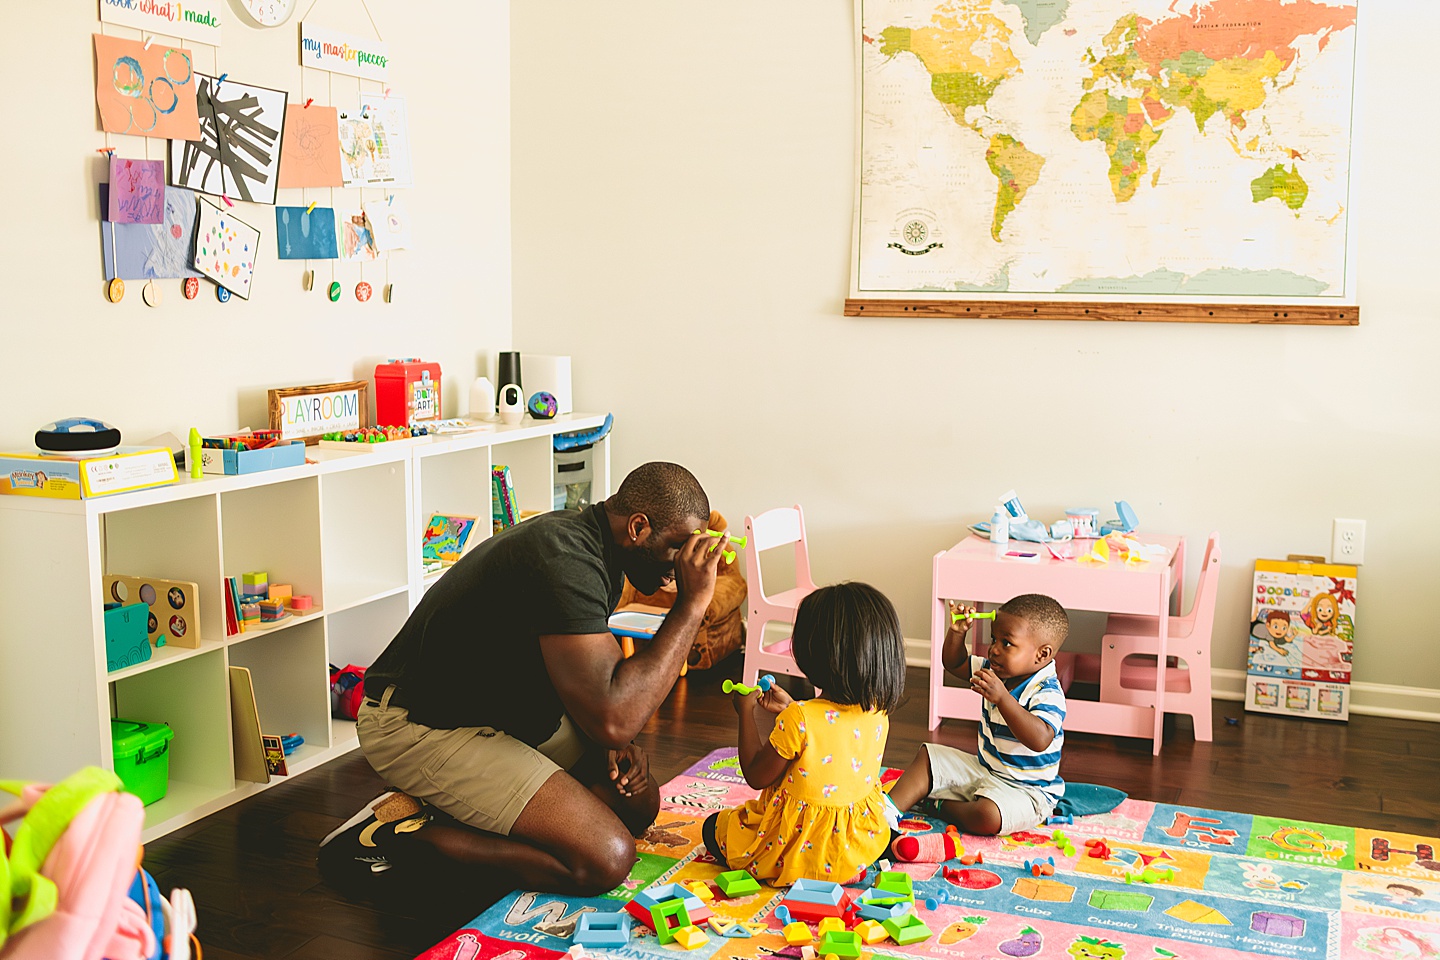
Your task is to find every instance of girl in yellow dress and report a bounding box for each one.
[703,582,906,885]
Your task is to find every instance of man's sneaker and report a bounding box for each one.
[319,791,428,881]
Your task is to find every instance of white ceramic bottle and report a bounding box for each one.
[469,376,495,419]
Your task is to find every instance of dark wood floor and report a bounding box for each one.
[143,661,1440,959]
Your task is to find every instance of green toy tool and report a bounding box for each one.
[952,610,998,623]
[722,674,775,695]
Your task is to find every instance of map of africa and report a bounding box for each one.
[853,0,1358,298]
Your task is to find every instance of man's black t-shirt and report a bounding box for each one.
[364,504,624,746]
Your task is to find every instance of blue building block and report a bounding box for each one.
[856,901,911,923]
[787,878,847,906]
[575,912,632,947]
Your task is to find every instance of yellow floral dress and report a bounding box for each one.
[713,698,890,885]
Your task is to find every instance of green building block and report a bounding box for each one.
[875,871,914,898]
[650,898,693,944]
[1088,889,1155,912]
[715,870,761,897]
[817,931,863,958]
[882,912,931,945]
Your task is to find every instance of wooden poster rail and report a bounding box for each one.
[843,299,1359,326]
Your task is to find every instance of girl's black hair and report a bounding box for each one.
[791,581,905,713]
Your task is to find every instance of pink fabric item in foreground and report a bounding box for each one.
[0,789,152,960]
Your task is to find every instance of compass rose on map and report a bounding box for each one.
[887,208,943,256]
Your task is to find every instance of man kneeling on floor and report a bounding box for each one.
[321,462,727,895]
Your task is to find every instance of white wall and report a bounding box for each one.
[0,1,511,445]
[512,3,1440,704]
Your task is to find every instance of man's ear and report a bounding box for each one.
[626,513,652,544]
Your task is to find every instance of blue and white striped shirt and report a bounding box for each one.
[972,656,1066,802]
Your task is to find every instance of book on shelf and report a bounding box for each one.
[492,465,518,532]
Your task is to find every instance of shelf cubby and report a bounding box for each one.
[319,461,410,611]
[221,478,323,611]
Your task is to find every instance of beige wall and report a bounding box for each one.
[513,3,1440,701]
[0,1,511,443]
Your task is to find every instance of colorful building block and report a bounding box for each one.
[784,922,813,946]
[789,879,847,905]
[800,947,815,960]
[685,881,715,902]
[882,912,931,945]
[853,920,889,945]
[649,899,692,945]
[574,912,632,947]
[268,583,292,603]
[874,871,914,898]
[783,900,847,923]
[243,571,268,593]
[673,925,709,949]
[817,917,846,936]
[856,900,911,923]
[715,870,761,897]
[818,931,863,958]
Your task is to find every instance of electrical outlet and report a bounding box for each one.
[1331,518,1366,565]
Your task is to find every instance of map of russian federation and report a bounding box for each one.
[853,0,1358,298]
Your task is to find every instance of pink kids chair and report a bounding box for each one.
[1099,532,1221,742]
[740,505,818,688]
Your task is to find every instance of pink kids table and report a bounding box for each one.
[928,534,1187,755]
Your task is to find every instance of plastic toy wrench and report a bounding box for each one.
[951,609,998,623]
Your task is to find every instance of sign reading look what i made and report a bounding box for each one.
[268,381,368,443]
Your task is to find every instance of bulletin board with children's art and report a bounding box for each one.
[1247,559,1357,721]
[91,7,412,306]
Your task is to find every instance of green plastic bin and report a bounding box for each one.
[111,718,175,806]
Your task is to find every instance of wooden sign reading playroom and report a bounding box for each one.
[268,381,369,443]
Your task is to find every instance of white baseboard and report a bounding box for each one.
[903,638,1440,723]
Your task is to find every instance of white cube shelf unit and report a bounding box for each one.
[0,413,611,841]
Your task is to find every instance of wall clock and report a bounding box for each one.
[237,0,297,27]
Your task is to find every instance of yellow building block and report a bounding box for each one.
[817,917,846,936]
[685,881,715,902]
[785,922,814,945]
[854,920,889,945]
[673,925,710,950]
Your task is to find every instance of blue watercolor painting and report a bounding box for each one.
[100,184,202,280]
[274,206,338,260]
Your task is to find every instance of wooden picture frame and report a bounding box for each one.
[267,380,369,444]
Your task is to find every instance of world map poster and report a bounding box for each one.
[852,0,1359,300]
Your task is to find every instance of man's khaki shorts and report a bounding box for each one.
[356,686,589,836]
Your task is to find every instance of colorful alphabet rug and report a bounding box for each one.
[415,748,1440,960]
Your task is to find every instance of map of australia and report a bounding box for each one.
[854,0,1358,298]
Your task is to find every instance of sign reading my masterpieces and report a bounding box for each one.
[300,23,390,81]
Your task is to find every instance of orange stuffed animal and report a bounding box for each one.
[615,510,747,670]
